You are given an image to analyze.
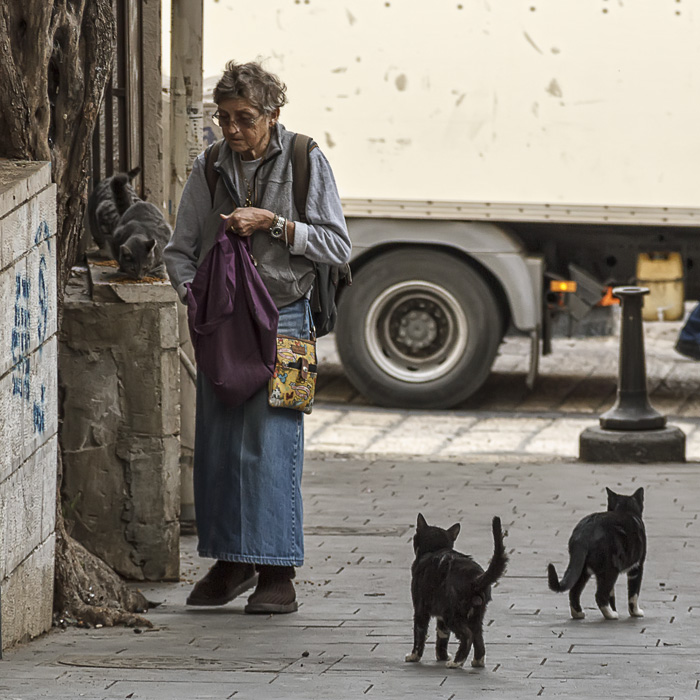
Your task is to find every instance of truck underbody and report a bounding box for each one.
[337,201,700,409]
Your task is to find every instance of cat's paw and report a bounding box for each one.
[599,605,619,620]
[471,657,485,668]
[569,607,585,620]
[445,659,465,669]
[628,596,644,617]
[405,652,421,663]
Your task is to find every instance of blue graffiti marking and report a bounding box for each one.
[34,220,51,251]
[37,256,49,343]
[33,384,46,434]
[11,273,31,362]
[12,357,31,399]
[11,272,32,400]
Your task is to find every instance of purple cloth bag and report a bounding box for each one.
[186,222,279,407]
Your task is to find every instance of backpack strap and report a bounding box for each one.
[204,139,224,203]
[291,133,317,223]
[206,135,313,212]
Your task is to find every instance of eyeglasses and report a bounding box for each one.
[212,111,261,130]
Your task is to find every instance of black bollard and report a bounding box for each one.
[599,286,666,430]
[579,285,685,462]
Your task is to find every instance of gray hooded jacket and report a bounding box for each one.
[164,123,351,306]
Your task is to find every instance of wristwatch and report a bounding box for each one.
[270,214,286,239]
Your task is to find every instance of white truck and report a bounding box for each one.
[199,0,700,408]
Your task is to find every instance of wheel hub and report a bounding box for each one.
[393,304,443,353]
[364,281,469,383]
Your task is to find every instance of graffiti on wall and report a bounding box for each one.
[10,220,53,435]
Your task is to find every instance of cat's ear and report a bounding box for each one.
[416,513,427,531]
[606,487,617,510]
[632,487,644,510]
[447,523,460,542]
[146,240,157,253]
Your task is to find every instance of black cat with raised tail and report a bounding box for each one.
[406,514,508,669]
[548,487,646,620]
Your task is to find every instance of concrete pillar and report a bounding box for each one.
[0,160,58,650]
[59,259,181,581]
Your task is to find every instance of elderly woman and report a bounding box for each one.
[164,61,351,614]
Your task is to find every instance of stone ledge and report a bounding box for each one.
[86,254,177,304]
[0,160,52,220]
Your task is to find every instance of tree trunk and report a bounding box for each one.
[0,0,151,627]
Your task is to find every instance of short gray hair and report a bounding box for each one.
[213,61,288,114]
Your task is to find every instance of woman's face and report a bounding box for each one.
[215,97,279,161]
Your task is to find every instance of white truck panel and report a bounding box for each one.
[201,1,700,208]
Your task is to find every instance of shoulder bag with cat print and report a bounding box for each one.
[268,335,317,414]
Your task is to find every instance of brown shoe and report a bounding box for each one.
[186,561,257,606]
[244,565,298,614]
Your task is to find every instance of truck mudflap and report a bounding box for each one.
[527,327,540,391]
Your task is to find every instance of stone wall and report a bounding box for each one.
[0,160,58,650]
[59,260,180,581]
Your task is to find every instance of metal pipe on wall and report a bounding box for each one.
[169,0,203,528]
[169,0,203,223]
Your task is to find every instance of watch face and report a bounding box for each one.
[270,225,284,238]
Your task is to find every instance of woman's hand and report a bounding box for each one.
[220,208,274,237]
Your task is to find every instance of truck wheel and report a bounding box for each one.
[336,249,503,409]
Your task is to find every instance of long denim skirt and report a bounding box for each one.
[193,298,310,566]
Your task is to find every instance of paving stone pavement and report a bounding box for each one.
[3,315,700,699]
[2,457,699,699]
[310,314,700,461]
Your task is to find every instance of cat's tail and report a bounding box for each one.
[547,545,586,592]
[475,516,508,590]
[111,170,140,216]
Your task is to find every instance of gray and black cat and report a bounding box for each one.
[88,169,171,279]
[111,197,172,279]
[87,167,141,253]
[405,514,508,669]
[548,486,646,620]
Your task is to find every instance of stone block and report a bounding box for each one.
[0,160,53,268]
[0,328,58,484]
[0,535,55,649]
[58,345,122,452]
[0,436,57,580]
[62,436,179,581]
[25,335,58,458]
[0,236,57,379]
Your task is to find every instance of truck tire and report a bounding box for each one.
[336,248,503,408]
[336,249,503,409]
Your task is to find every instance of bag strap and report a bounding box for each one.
[205,134,315,214]
[291,133,316,223]
[204,139,224,203]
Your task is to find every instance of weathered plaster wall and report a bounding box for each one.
[0,160,58,650]
[59,263,180,582]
